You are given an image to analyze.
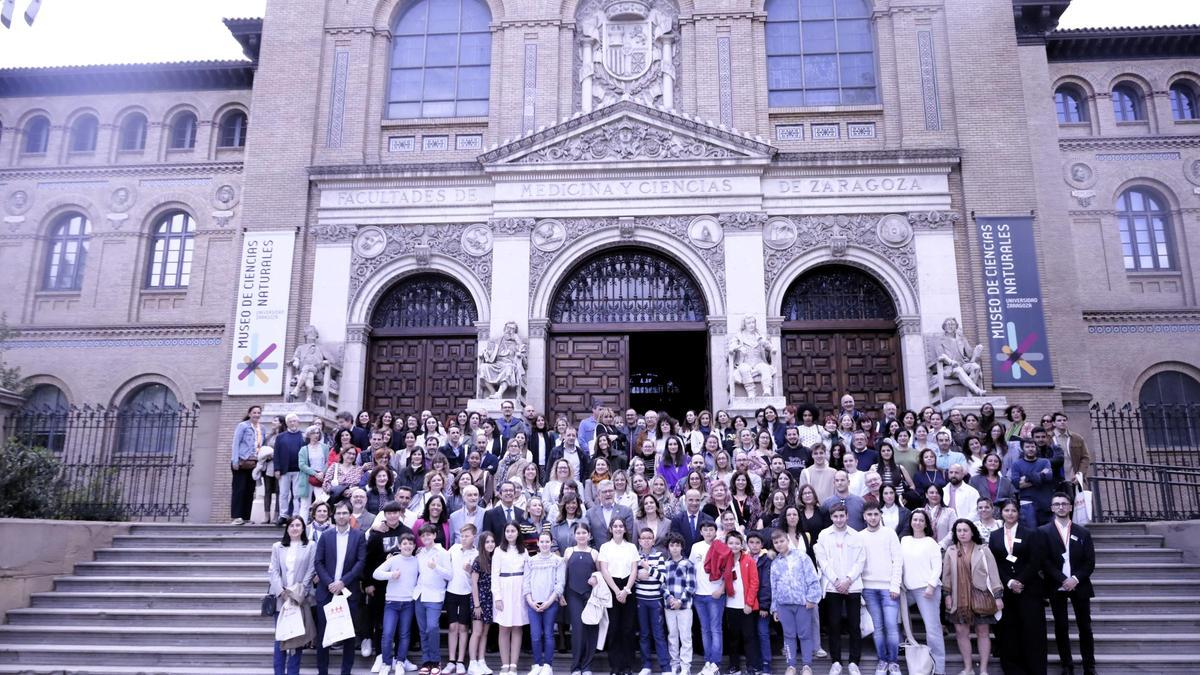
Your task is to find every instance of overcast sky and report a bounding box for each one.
[0,0,1195,68]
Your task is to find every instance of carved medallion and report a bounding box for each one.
[1064,161,1096,189]
[109,185,136,213]
[1186,158,1200,187]
[213,184,240,209]
[461,224,494,257]
[687,215,721,249]
[763,217,797,250]
[532,219,567,252]
[876,214,913,248]
[354,226,388,259]
[4,189,31,216]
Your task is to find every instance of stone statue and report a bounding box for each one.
[933,317,986,396]
[478,321,528,401]
[727,316,776,398]
[287,325,334,405]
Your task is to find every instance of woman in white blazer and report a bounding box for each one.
[269,516,317,675]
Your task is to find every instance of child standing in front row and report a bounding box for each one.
[447,524,479,675]
[770,529,823,675]
[724,530,761,675]
[663,532,696,675]
[373,533,419,675]
[523,532,565,675]
[469,531,497,675]
[415,523,453,674]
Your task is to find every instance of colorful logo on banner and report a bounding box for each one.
[976,216,1054,387]
[233,335,280,386]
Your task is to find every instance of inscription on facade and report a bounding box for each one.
[772,176,927,195]
[329,188,484,207]
[517,177,735,199]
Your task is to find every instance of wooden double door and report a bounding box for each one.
[366,336,476,417]
[782,328,902,412]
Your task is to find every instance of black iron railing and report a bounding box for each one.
[4,403,198,521]
[1090,403,1200,522]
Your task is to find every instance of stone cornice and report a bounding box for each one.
[308,162,484,181]
[9,323,225,339]
[0,162,243,181]
[1082,309,1200,323]
[1058,135,1200,152]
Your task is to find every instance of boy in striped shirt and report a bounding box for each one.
[635,527,671,675]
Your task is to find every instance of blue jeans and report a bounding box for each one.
[528,601,560,666]
[862,588,900,664]
[382,600,415,667]
[693,594,724,666]
[775,604,815,667]
[415,599,444,665]
[757,613,773,672]
[637,597,670,672]
[273,612,303,675]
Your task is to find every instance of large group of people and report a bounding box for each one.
[240,397,1098,675]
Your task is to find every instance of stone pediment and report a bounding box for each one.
[479,99,775,167]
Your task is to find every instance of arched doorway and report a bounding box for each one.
[366,273,479,418]
[547,248,708,423]
[780,265,902,412]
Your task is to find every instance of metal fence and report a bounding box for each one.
[1089,403,1200,522]
[4,403,198,521]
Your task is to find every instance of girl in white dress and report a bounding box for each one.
[490,522,528,674]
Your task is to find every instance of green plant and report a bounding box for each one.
[55,467,130,522]
[0,313,21,392]
[0,440,62,518]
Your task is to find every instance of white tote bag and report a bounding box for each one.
[321,590,356,647]
[859,596,875,637]
[899,592,934,675]
[1073,475,1093,526]
[275,600,306,642]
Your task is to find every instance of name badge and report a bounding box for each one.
[1013,538,1022,543]
[1070,535,1079,542]
[1006,554,1018,563]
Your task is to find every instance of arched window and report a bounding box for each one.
[1139,370,1200,448]
[387,0,492,119]
[1170,81,1199,120]
[765,0,878,107]
[43,212,92,290]
[1117,187,1174,271]
[23,115,50,154]
[146,211,196,289]
[69,114,98,152]
[118,112,148,151]
[1112,83,1144,121]
[168,111,197,149]
[18,384,69,454]
[116,383,180,455]
[1054,85,1088,123]
[217,110,248,147]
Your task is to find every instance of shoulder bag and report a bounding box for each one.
[969,548,998,615]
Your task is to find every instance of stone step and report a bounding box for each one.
[0,625,270,648]
[110,534,279,549]
[53,576,264,594]
[1091,596,1200,614]
[909,613,1200,634]
[1086,523,1150,535]
[5,607,263,627]
[1092,534,1165,548]
[96,546,272,562]
[73,561,267,576]
[1093,547,1183,563]
[1085,578,1200,597]
[127,523,283,536]
[29,591,259,610]
[1090,563,1200,580]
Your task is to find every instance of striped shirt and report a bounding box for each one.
[663,557,696,610]
[633,548,667,601]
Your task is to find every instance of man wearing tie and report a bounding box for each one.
[584,479,635,546]
[989,498,1048,675]
[670,488,715,556]
[314,502,368,675]
[1040,493,1096,675]
[482,481,525,543]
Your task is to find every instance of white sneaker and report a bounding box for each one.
[815,649,828,659]
[230,518,244,525]
[526,667,539,675]
[457,664,467,675]
[372,655,385,673]
[640,669,653,675]
[478,661,494,675]
[874,664,887,675]
[543,666,555,675]
[361,639,374,658]
[847,665,860,675]
[887,665,902,675]
[402,661,419,672]
[828,665,842,675]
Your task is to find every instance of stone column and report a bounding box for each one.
[580,40,595,113]
[339,323,371,414]
[526,319,549,412]
[308,225,356,346]
[487,218,532,403]
[189,387,224,523]
[708,318,729,410]
[660,35,675,110]
[897,316,931,410]
[910,212,963,331]
[766,316,785,400]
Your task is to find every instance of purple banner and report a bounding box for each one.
[977,215,1054,387]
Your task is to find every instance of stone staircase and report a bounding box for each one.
[0,522,1195,673]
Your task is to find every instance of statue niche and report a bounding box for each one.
[576,0,681,112]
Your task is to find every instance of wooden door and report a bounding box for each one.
[547,334,628,426]
[367,337,476,417]
[782,330,902,413]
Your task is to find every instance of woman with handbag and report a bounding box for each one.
[900,510,945,675]
[298,424,328,516]
[942,519,1004,675]
[230,405,264,525]
[269,516,317,675]
[323,447,364,503]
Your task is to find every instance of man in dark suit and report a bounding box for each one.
[1040,493,1096,675]
[482,480,525,542]
[314,501,368,675]
[989,499,1049,675]
[584,478,635,546]
[669,488,715,556]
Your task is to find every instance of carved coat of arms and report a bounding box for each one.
[577,0,679,110]
[603,3,652,80]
